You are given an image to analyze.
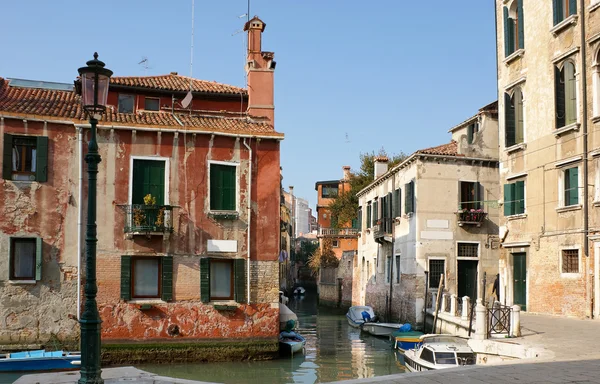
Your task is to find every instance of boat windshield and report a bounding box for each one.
[434,352,457,365]
[456,352,476,365]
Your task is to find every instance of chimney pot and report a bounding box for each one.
[342,166,351,181]
[373,157,389,180]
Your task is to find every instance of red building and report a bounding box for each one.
[0,17,283,360]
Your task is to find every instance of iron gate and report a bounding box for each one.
[487,303,511,337]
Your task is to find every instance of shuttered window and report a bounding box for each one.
[503,181,525,216]
[358,207,363,231]
[200,258,246,303]
[553,0,577,26]
[132,159,166,205]
[405,181,415,214]
[555,62,577,129]
[503,0,524,58]
[210,164,237,211]
[9,237,42,281]
[564,167,579,206]
[120,255,173,301]
[372,200,378,226]
[3,134,48,182]
[366,203,372,229]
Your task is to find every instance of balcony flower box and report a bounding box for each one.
[457,209,487,226]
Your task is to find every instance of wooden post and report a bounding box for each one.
[432,274,445,334]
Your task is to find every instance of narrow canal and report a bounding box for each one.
[139,292,406,383]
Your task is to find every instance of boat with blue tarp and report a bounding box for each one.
[0,349,81,372]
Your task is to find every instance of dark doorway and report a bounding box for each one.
[513,253,527,311]
[458,260,478,301]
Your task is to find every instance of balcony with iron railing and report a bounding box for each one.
[121,204,175,235]
[373,217,393,243]
[318,227,359,237]
[456,205,487,227]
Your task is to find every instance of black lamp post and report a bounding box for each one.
[77,52,113,384]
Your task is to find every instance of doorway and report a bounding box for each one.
[457,260,478,301]
[513,253,527,311]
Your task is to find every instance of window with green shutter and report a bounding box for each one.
[3,134,49,182]
[120,256,132,301]
[555,61,577,130]
[234,259,246,303]
[132,159,166,205]
[210,163,237,211]
[9,237,42,281]
[564,167,579,206]
[372,200,379,226]
[504,181,525,216]
[553,0,577,25]
[200,258,246,303]
[503,1,523,58]
[120,256,173,301]
[405,181,414,214]
[366,203,372,229]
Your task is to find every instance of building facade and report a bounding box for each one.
[0,16,283,357]
[356,103,500,325]
[496,0,600,318]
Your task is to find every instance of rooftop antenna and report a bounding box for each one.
[138,57,151,75]
[181,0,195,111]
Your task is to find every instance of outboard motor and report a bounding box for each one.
[361,311,372,323]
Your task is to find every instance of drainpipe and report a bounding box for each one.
[388,173,395,322]
[580,0,589,259]
[77,127,83,320]
[243,138,253,305]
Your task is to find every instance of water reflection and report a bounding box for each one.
[138,291,405,383]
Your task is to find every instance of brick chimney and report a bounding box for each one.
[244,16,275,125]
[342,166,351,181]
[374,156,389,179]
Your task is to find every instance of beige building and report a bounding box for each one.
[356,103,500,325]
[495,0,600,318]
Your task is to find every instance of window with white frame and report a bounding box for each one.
[504,87,524,147]
[428,259,445,289]
[210,163,237,211]
[555,61,578,129]
[503,0,524,58]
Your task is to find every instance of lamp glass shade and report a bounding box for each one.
[81,72,110,113]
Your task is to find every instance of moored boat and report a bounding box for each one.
[293,286,305,296]
[391,330,425,351]
[279,330,306,356]
[0,350,81,372]
[403,334,476,372]
[361,322,403,337]
[346,305,376,328]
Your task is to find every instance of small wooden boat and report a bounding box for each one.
[0,350,81,372]
[361,322,404,337]
[293,287,305,296]
[346,305,376,328]
[403,335,476,372]
[279,331,306,356]
[391,330,424,351]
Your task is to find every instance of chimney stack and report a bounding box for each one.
[342,166,351,181]
[373,156,389,180]
[244,16,275,125]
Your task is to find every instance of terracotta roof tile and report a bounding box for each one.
[415,140,461,156]
[0,78,281,137]
[110,74,247,95]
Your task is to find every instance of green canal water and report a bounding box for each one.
[0,293,406,384]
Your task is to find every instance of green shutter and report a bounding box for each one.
[224,166,236,211]
[474,183,482,209]
[553,0,563,25]
[35,136,48,182]
[565,62,577,126]
[161,256,173,302]
[555,66,566,128]
[566,167,579,206]
[358,208,363,231]
[35,237,43,281]
[398,188,402,216]
[3,134,13,180]
[200,258,210,303]
[372,200,378,226]
[234,258,246,303]
[132,160,165,205]
[504,184,513,216]
[505,92,516,147]
[387,192,393,219]
[393,190,399,217]
[366,205,371,228]
[405,182,414,214]
[120,256,131,301]
[211,164,236,211]
[515,181,525,214]
[467,124,474,144]
[515,89,524,144]
[569,0,577,16]
[503,7,511,57]
[517,0,524,49]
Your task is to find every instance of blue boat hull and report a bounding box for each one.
[0,350,80,372]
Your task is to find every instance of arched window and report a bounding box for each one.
[504,87,524,147]
[592,49,600,118]
[555,61,577,128]
[503,0,524,58]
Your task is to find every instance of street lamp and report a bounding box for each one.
[77,52,113,384]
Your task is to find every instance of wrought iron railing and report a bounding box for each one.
[373,217,394,242]
[122,204,174,233]
[319,227,359,236]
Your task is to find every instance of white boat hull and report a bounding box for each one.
[346,306,376,328]
[361,322,403,337]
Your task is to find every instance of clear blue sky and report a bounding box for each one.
[0,1,498,210]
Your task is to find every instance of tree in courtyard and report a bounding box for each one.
[329,149,408,228]
[307,238,339,275]
[295,240,318,263]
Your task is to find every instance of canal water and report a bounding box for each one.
[0,293,406,384]
[139,293,406,383]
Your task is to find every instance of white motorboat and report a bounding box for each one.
[361,322,403,337]
[346,305,376,328]
[293,286,305,295]
[279,303,298,331]
[403,334,476,372]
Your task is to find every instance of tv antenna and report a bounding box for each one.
[138,57,151,75]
